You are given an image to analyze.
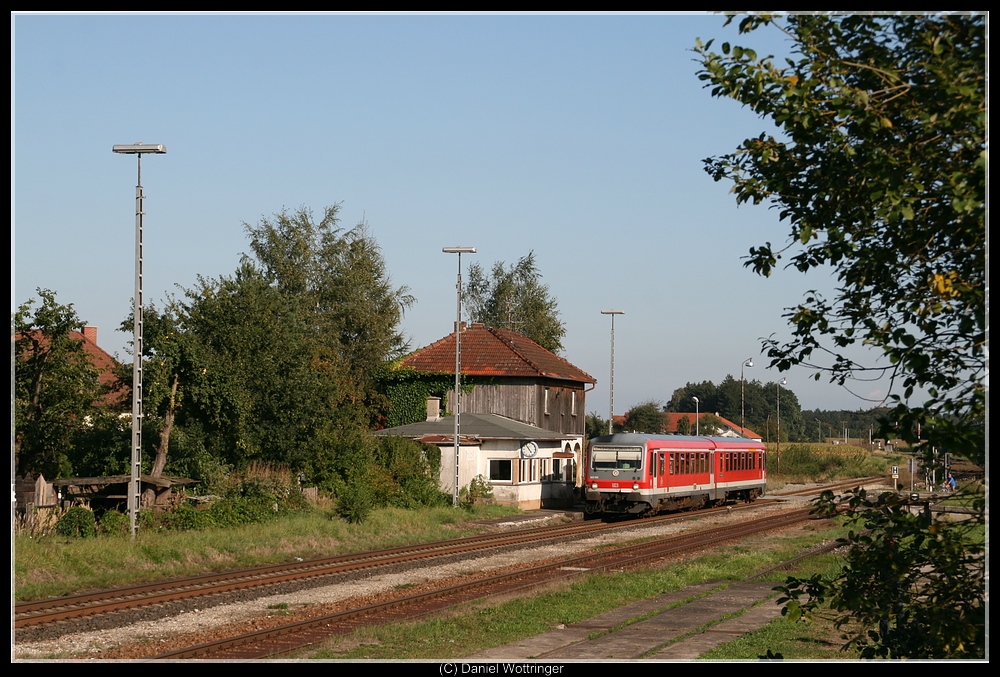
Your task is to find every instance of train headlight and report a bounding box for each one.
[591,482,598,490]
[633,482,639,490]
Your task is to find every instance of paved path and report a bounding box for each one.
[470,580,783,661]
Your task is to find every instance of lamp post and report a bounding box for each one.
[600,310,624,435]
[776,377,787,475]
[693,396,700,436]
[740,357,754,437]
[443,247,476,507]
[113,143,167,538]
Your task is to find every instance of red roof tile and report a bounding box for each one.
[401,324,595,384]
[16,327,125,407]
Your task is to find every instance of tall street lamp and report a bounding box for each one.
[693,396,700,436]
[443,246,476,507]
[601,310,624,435]
[740,357,754,437]
[113,142,167,538]
[776,377,787,475]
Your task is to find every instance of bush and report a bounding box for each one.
[334,478,375,524]
[460,475,494,509]
[97,509,130,537]
[55,506,97,538]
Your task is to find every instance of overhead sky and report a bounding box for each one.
[13,12,908,415]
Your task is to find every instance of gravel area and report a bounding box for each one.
[13,500,806,661]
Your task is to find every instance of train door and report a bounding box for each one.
[655,450,668,492]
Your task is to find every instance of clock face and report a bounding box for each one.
[521,441,539,458]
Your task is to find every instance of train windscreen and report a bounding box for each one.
[591,446,643,471]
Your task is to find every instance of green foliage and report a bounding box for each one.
[244,204,415,394]
[55,506,97,539]
[773,443,884,481]
[698,17,986,658]
[377,364,456,428]
[695,15,985,462]
[14,289,109,478]
[669,377,804,441]
[96,509,130,538]
[464,251,566,353]
[675,415,692,436]
[128,204,413,480]
[585,412,609,439]
[775,488,985,658]
[622,400,664,433]
[696,413,725,437]
[459,474,495,509]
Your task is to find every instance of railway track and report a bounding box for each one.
[145,507,817,660]
[16,479,870,660]
[772,476,884,497]
[15,501,766,632]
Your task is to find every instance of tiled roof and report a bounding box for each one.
[401,324,596,385]
[16,327,125,408]
[613,411,761,440]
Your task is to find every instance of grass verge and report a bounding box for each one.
[13,504,520,601]
[301,518,857,660]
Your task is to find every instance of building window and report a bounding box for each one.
[519,458,538,483]
[571,391,577,416]
[544,388,550,415]
[489,459,512,482]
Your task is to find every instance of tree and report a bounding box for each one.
[128,205,416,484]
[244,205,415,403]
[695,14,985,462]
[667,380,721,415]
[14,289,107,478]
[675,415,692,435]
[776,489,985,659]
[585,412,609,439]
[464,251,566,353]
[622,400,664,434]
[696,412,725,436]
[696,14,985,658]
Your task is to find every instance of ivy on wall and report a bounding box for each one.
[376,363,475,429]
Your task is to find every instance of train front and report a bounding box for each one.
[584,434,652,517]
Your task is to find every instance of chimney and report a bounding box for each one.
[426,396,442,422]
[82,326,98,345]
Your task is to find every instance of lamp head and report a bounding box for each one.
[113,143,167,154]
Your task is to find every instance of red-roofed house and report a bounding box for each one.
[379,323,597,507]
[399,323,596,437]
[16,326,126,409]
[612,411,762,441]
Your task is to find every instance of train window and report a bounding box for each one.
[659,453,665,476]
[591,447,642,470]
[489,459,512,482]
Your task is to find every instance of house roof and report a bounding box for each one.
[400,323,596,385]
[374,413,573,442]
[16,326,125,408]
[614,411,761,441]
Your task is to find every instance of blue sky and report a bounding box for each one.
[13,12,903,414]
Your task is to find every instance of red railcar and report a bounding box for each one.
[584,433,767,518]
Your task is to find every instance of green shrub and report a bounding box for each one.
[55,506,97,538]
[460,475,494,509]
[334,478,375,524]
[97,509,130,537]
